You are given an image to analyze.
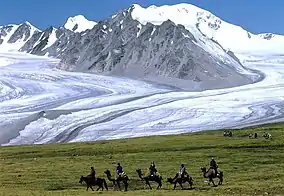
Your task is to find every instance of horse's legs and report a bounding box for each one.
[178,181,183,190]
[159,180,163,189]
[116,180,121,191]
[146,180,152,189]
[157,180,162,189]
[218,176,223,185]
[112,180,116,190]
[210,178,216,187]
[90,185,94,191]
[173,182,177,190]
[188,179,193,189]
[124,180,128,191]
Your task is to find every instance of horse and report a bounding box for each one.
[223,130,232,137]
[200,167,223,187]
[136,168,162,190]
[263,132,272,139]
[249,132,258,139]
[167,173,193,190]
[104,169,129,191]
[79,176,108,191]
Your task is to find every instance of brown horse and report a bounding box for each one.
[167,173,193,190]
[104,169,129,191]
[200,167,223,186]
[136,169,162,190]
[79,176,108,191]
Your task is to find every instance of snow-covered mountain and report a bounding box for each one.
[1,3,283,90]
[64,15,97,33]
[130,4,284,56]
[0,22,40,52]
[0,15,96,53]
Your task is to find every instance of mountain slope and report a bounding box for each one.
[0,22,40,52]
[130,3,284,56]
[0,3,274,90]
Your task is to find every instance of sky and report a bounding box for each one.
[0,0,283,35]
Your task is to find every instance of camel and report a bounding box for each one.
[104,169,129,191]
[200,167,223,187]
[136,168,162,190]
[79,176,108,191]
[167,173,193,190]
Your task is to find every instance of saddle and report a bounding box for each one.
[209,167,219,177]
[117,172,127,178]
[149,172,161,179]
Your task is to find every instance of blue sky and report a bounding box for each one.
[0,0,282,34]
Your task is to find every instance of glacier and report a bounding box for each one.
[1,52,284,146]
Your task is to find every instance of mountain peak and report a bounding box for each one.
[21,21,41,32]
[64,15,97,33]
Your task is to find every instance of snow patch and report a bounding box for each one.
[42,28,57,50]
[137,24,142,37]
[64,15,97,33]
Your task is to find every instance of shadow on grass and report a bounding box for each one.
[44,183,65,191]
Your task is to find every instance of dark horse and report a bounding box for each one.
[79,176,108,191]
[104,169,129,191]
[136,168,162,189]
[167,173,194,190]
[200,167,223,187]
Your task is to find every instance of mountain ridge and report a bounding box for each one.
[0,3,269,91]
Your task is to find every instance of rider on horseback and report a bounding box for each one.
[179,164,187,179]
[149,161,157,177]
[116,163,125,178]
[88,166,96,181]
[209,158,218,174]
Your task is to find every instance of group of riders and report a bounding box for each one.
[87,158,219,182]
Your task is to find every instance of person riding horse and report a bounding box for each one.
[87,166,96,181]
[116,163,125,178]
[179,164,187,179]
[209,158,218,175]
[149,161,157,177]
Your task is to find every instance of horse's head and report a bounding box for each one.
[104,169,111,176]
[200,167,206,172]
[79,176,84,184]
[136,169,142,174]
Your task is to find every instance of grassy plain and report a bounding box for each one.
[1,123,284,196]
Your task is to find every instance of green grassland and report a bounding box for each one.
[1,123,284,196]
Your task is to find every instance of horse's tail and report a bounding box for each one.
[103,179,108,191]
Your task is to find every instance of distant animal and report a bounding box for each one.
[200,167,223,187]
[167,173,193,190]
[79,176,108,191]
[249,132,258,139]
[263,132,271,139]
[104,169,129,191]
[223,130,232,137]
[136,168,162,189]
